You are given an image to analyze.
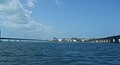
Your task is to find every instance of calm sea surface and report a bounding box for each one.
[0,42,120,65]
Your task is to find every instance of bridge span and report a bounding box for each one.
[0,30,45,42]
[0,37,44,42]
[87,35,120,43]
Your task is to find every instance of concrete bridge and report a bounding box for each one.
[87,35,120,43]
[0,37,44,42]
[0,30,45,42]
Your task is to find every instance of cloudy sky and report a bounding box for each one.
[0,0,120,39]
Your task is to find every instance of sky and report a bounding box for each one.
[0,0,120,39]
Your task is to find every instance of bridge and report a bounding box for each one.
[0,30,45,42]
[0,37,44,42]
[86,35,120,43]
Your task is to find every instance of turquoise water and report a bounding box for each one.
[0,42,120,65]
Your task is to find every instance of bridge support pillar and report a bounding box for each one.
[109,39,113,43]
[105,39,108,42]
[114,38,119,43]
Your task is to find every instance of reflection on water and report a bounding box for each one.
[0,42,120,65]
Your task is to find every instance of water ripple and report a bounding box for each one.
[0,42,120,65]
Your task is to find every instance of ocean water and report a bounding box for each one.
[0,42,120,65]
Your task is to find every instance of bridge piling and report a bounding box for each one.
[114,38,119,43]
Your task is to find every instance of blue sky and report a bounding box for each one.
[0,0,120,39]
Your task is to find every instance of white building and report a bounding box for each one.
[58,39,62,42]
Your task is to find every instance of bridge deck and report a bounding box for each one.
[0,37,43,42]
[87,35,120,43]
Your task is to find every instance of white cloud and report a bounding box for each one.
[26,0,37,7]
[0,0,52,33]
